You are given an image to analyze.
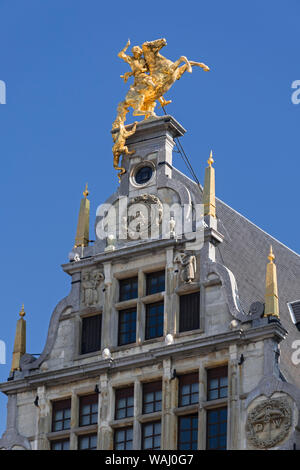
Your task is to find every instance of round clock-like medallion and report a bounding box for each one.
[134,165,153,185]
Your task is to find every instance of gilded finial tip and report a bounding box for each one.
[83,183,89,198]
[268,245,275,263]
[207,150,214,167]
[19,304,25,317]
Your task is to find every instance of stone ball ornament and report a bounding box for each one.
[102,348,112,360]
[165,334,174,345]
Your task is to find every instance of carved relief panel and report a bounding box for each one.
[246,397,293,449]
[174,251,198,285]
[81,269,104,307]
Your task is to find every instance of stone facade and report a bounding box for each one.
[1,116,300,450]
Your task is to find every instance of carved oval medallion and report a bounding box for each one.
[246,398,292,449]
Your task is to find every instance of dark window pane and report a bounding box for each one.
[135,166,153,185]
[179,373,199,407]
[114,427,133,450]
[79,394,98,427]
[81,315,102,355]
[51,439,70,450]
[119,277,138,301]
[178,414,198,450]
[207,366,228,401]
[146,271,165,295]
[118,309,136,345]
[115,387,134,420]
[52,399,71,432]
[145,302,164,339]
[179,292,200,332]
[207,407,227,450]
[143,381,162,414]
[78,433,97,450]
[142,421,161,450]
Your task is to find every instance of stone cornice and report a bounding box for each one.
[62,238,188,275]
[0,322,287,395]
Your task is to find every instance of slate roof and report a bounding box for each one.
[171,165,300,386]
[216,197,300,385]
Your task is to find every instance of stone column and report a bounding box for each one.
[70,391,79,450]
[228,344,239,450]
[133,379,142,449]
[263,338,279,377]
[198,361,206,449]
[165,248,175,336]
[99,372,113,450]
[36,386,51,450]
[103,262,114,348]
[137,270,145,344]
[161,359,176,449]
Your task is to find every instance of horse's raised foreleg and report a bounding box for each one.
[175,64,191,81]
[189,61,210,72]
[175,60,210,81]
[171,56,192,73]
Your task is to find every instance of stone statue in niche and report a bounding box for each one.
[174,252,197,283]
[169,216,176,238]
[246,398,292,449]
[82,270,104,306]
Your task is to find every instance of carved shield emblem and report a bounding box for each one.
[246,398,292,449]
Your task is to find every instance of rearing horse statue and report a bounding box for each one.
[112,38,209,180]
[112,38,209,128]
[141,38,209,117]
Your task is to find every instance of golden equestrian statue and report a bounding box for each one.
[112,38,210,180]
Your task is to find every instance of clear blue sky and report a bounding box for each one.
[0,0,299,434]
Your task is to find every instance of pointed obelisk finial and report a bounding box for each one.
[83,183,89,198]
[264,245,280,318]
[74,183,90,248]
[208,150,214,167]
[203,150,216,218]
[11,304,26,372]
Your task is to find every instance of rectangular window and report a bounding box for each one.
[78,433,97,450]
[207,366,228,401]
[114,427,133,450]
[52,399,71,432]
[145,302,164,340]
[179,292,200,332]
[146,271,165,295]
[79,394,98,427]
[206,407,227,450]
[119,277,138,302]
[118,308,136,346]
[142,421,161,450]
[179,373,199,407]
[178,414,198,450]
[142,381,162,414]
[115,387,134,420]
[50,439,70,450]
[81,314,102,355]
